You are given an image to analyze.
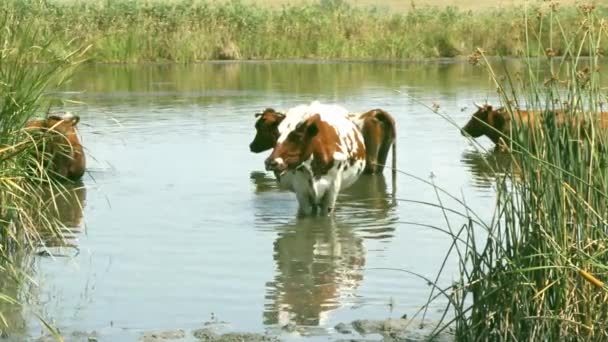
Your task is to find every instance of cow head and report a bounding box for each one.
[461,103,508,144]
[25,112,86,181]
[265,114,322,176]
[249,108,286,153]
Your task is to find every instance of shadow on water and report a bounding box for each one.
[460,149,517,190]
[263,217,365,327]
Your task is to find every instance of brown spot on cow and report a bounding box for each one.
[25,113,86,181]
[249,108,286,153]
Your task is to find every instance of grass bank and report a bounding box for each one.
[407,2,608,340]
[5,0,608,63]
[0,7,87,340]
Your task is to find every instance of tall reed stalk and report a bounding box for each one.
[418,3,608,340]
[0,5,88,340]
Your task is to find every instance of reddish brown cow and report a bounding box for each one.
[461,103,608,149]
[250,106,397,176]
[25,113,86,181]
[460,103,542,146]
[249,108,285,153]
[347,109,397,175]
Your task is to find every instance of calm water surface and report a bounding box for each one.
[8,61,524,341]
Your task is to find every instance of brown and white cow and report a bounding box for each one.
[250,102,396,175]
[25,112,86,181]
[265,112,366,216]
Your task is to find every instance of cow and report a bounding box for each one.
[461,103,608,150]
[264,112,366,216]
[249,101,350,153]
[25,112,86,181]
[249,102,396,176]
[346,109,396,175]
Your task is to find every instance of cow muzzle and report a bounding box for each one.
[265,157,287,173]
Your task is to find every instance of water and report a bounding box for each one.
[6,61,517,341]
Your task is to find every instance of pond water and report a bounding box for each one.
[4,60,523,341]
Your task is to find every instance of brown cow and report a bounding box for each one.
[25,112,86,181]
[250,104,396,176]
[461,103,608,149]
[249,108,285,153]
[347,109,396,175]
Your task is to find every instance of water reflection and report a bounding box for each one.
[250,171,280,194]
[35,181,87,257]
[264,218,365,326]
[460,149,517,189]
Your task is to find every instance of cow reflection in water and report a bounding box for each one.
[264,218,365,326]
[255,172,396,326]
[36,181,87,256]
[460,149,521,189]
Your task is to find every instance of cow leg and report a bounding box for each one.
[319,166,343,216]
[296,192,315,216]
[362,120,381,174]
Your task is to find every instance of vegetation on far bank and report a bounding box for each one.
[5,0,608,63]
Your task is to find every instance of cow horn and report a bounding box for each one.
[473,102,484,109]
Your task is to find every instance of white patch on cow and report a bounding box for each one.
[276,101,350,144]
[346,111,366,131]
[333,151,346,161]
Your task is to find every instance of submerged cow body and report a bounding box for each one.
[461,103,608,149]
[250,101,396,175]
[265,112,366,216]
[25,112,86,181]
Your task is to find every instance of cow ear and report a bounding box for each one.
[71,115,80,126]
[254,112,263,118]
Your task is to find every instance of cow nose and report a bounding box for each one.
[265,157,284,171]
[264,158,276,171]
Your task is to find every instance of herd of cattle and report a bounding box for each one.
[28,101,605,216]
[249,101,397,216]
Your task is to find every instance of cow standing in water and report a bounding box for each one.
[347,109,396,175]
[249,102,396,176]
[264,112,366,216]
[25,112,86,181]
[460,103,608,150]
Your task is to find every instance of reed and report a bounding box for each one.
[2,0,606,63]
[410,2,608,340]
[0,6,87,340]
